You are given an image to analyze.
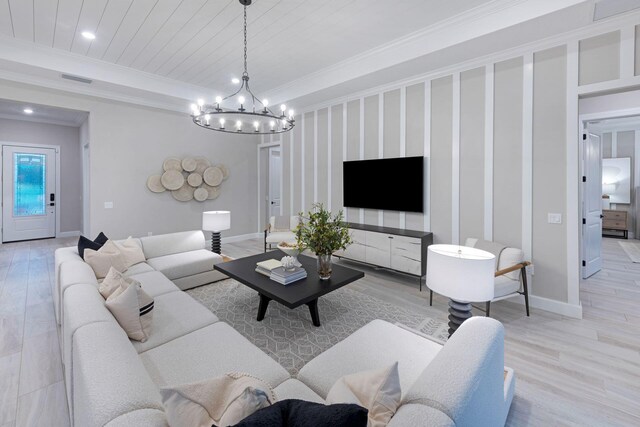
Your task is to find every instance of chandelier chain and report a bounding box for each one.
[243,5,248,77]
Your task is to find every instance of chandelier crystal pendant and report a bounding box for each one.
[190,0,294,135]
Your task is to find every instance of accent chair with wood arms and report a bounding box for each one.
[429,237,531,317]
[264,215,300,252]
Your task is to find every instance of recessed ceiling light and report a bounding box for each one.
[23,108,33,114]
[81,31,96,40]
[231,78,240,84]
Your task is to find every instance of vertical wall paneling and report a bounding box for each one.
[282,132,291,217]
[602,132,613,157]
[578,31,621,86]
[359,97,365,224]
[493,57,523,249]
[522,53,534,261]
[330,104,344,214]
[300,114,305,212]
[378,93,384,226]
[484,64,495,241]
[304,112,315,212]
[459,67,486,244]
[452,73,461,244]
[314,110,318,204]
[566,40,580,306]
[292,115,302,214]
[620,26,635,79]
[405,83,426,232]
[316,108,329,207]
[533,45,568,302]
[424,81,431,232]
[399,86,407,229]
[327,107,332,212]
[257,139,262,231]
[344,102,350,220]
[430,76,454,244]
[364,95,379,225]
[346,100,360,223]
[635,25,640,76]
[383,89,402,228]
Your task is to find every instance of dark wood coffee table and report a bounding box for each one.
[214,250,364,327]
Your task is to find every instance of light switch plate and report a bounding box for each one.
[548,213,562,224]
[104,202,113,209]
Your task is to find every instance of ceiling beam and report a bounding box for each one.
[0,34,212,103]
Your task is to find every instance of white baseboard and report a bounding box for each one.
[58,231,81,238]
[222,232,262,244]
[204,232,262,248]
[508,293,583,319]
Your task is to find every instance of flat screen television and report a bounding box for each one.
[343,156,424,213]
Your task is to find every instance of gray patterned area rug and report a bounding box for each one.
[187,279,448,375]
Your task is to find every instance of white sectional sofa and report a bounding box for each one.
[55,230,514,426]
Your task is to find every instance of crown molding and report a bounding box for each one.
[261,0,588,104]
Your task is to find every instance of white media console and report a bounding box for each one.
[334,222,433,290]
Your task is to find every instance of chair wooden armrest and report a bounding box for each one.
[264,223,271,233]
[494,261,531,277]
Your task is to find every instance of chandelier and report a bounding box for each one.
[190,0,294,135]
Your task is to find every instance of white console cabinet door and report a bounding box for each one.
[340,229,367,262]
[391,235,422,275]
[365,231,392,268]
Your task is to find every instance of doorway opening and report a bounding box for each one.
[258,142,283,231]
[0,99,89,243]
[579,90,640,279]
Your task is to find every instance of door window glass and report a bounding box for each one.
[13,153,46,217]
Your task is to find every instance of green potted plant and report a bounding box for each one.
[296,203,352,280]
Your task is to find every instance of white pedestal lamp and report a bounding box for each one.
[202,211,231,254]
[427,244,495,337]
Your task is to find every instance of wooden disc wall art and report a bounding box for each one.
[147,157,229,203]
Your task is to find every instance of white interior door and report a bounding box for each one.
[2,146,56,242]
[582,131,602,278]
[269,147,281,217]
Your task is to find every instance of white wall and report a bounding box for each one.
[0,80,260,240]
[0,117,82,233]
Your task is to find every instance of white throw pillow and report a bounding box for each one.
[160,372,275,427]
[114,237,146,268]
[105,280,154,342]
[84,240,128,279]
[326,362,401,427]
[99,267,140,299]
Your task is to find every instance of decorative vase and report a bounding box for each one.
[317,254,332,280]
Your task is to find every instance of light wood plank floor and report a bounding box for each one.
[0,236,639,426]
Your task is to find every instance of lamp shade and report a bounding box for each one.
[427,244,495,302]
[202,211,231,232]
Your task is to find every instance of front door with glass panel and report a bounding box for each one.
[2,146,56,242]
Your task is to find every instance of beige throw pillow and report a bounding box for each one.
[160,372,275,427]
[99,267,139,299]
[113,237,146,268]
[326,362,401,427]
[84,240,127,279]
[105,280,154,342]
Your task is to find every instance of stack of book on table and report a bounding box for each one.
[255,259,282,276]
[255,259,307,285]
[270,266,307,285]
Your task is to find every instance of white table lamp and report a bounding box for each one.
[202,211,231,254]
[427,244,495,337]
